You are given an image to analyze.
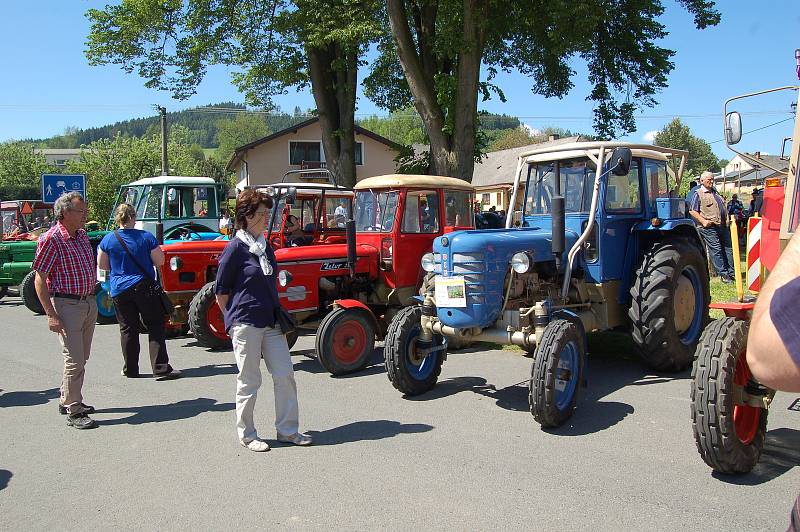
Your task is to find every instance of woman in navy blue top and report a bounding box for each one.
[215,189,311,452]
[98,204,180,380]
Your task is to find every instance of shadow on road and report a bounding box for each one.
[93,397,234,426]
[712,427,800,485]
[179,364,238,379]
[292,347,386,378]
[302,420,433,446]
[0,388,59,408]
[0,469,11,491]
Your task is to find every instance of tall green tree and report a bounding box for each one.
[653,118,720,179]
[215,113,272,166]
[85,0,382,188]
[366,0,719,179]
[0,142,55,198]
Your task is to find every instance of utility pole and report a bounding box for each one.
[155,105,169,176]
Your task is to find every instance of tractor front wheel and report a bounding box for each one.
[419,272,472,350]
[529,319,585,428]
[384,305,445,396]
[628,238,709,372]
[691,317,768,474]
[20,270,44,315]
[316,307,375,375]
[95,283,117,325]
[188,281,232,350]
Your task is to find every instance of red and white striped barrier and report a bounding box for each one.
[746,216,762,293]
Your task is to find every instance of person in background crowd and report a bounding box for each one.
[727,193,744,217]
[750,188,764,217]
[684,179,700,217]
[689,171,735,283]
[98,204,180,380]
[32,192,98,430]
[215,189,312,452]
[285,214,311,246]
[219,209,232,236]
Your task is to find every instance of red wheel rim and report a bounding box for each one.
[206,302,229,340]
[732,351,760,445]
[331,320,367,365]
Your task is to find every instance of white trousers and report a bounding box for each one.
[230,324,299,443]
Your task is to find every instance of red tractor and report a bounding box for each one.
[690,82,800,474]
[188,174,476,375]
[160,179,353,339]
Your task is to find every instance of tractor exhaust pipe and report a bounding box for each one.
[551,196,565,268]
[346,219,356,278]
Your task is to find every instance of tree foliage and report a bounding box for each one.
[215,113,272,166]
[66,126,208,223]
[85,0,383,188]
[0,143,56,199]
[653,118,720,179]
[367,0,719,179]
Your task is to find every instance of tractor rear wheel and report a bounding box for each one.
[384,305,445,396]
[529,319,585,428]
[188,281,231,350]
[628,238,709,371]
[316,307,375,375]
[21,270,44,315]
[94,283,117,325]
[691,318,767,473]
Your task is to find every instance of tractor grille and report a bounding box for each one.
[436,252,486,305]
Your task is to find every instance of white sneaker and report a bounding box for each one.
[277,432,313,446]
[241,439,270,452]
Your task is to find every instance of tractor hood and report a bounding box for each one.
[274,243,378,264]
[431,225,580,330]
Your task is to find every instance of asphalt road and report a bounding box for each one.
[1,294,799,531]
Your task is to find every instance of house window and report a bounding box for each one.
[289,141,322,165]
[289,141,364,166]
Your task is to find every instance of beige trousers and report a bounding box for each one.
[53,297,98,415]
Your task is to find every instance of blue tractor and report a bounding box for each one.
[384,141,710,427]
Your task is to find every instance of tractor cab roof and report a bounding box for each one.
[126,176,219,186]
[255,182,353,197]
[355,174,474,192]
[518,141,688,164]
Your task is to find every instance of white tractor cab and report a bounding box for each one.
[108,176,226,242]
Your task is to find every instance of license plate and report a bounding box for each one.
[434,276,467,308]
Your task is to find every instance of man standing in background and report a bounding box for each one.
[689,171,735,283]
[33,192,98,430]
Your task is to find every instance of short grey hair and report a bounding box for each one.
[53,192,85,220]
[700,171,714,180]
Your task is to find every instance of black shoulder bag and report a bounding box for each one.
[114,230,175,315]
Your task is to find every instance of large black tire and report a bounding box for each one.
[188,281,231,349]
[691,318,768,474]
[384,305,445,396]
[20,270,44,315]
[419,272,472,351]
[529,319,585,428]
[316,307,375,375]
[628,238,710,371]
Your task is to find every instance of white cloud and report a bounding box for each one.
[643,130,658,143]
[522,123,541,136]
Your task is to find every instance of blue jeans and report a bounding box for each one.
[698,224,735,278]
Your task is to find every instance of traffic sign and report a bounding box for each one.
[20,202,32,215]
[41,174,85,204]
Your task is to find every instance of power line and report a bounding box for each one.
[708,116,794,145]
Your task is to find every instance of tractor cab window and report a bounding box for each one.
[444,190,473,227]
[525,158,593,215]
[644,159,671,211]
[324,196,349,228]
[402,190,439,233]
[121,187,142,210]
[355,190,399,232]
[605,158,642,213]
[297,199,316,232]
[165,186,217,219]
[2,211,16,233]
[137,186,163,220]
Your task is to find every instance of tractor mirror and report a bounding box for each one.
[285,187,297,205]
[725,111,742,145]
[610,147,632,176]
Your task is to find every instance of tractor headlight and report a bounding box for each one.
[169,257,183,271]
[510,252,531,274]
[421,253,436,272]
[278,269,293,287]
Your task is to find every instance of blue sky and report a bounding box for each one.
[1,1,799,160]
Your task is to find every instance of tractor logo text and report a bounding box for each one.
[320,261,348,271]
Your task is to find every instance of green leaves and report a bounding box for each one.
[653,118,720,182]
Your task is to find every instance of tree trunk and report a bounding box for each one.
[307,44,359,188]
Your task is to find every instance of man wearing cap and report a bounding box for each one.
[33,192,98,429]
[689,171,735,283]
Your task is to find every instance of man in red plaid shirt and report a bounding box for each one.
[33,192,98,429]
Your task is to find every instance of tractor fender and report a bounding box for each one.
[331,299,380,333]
